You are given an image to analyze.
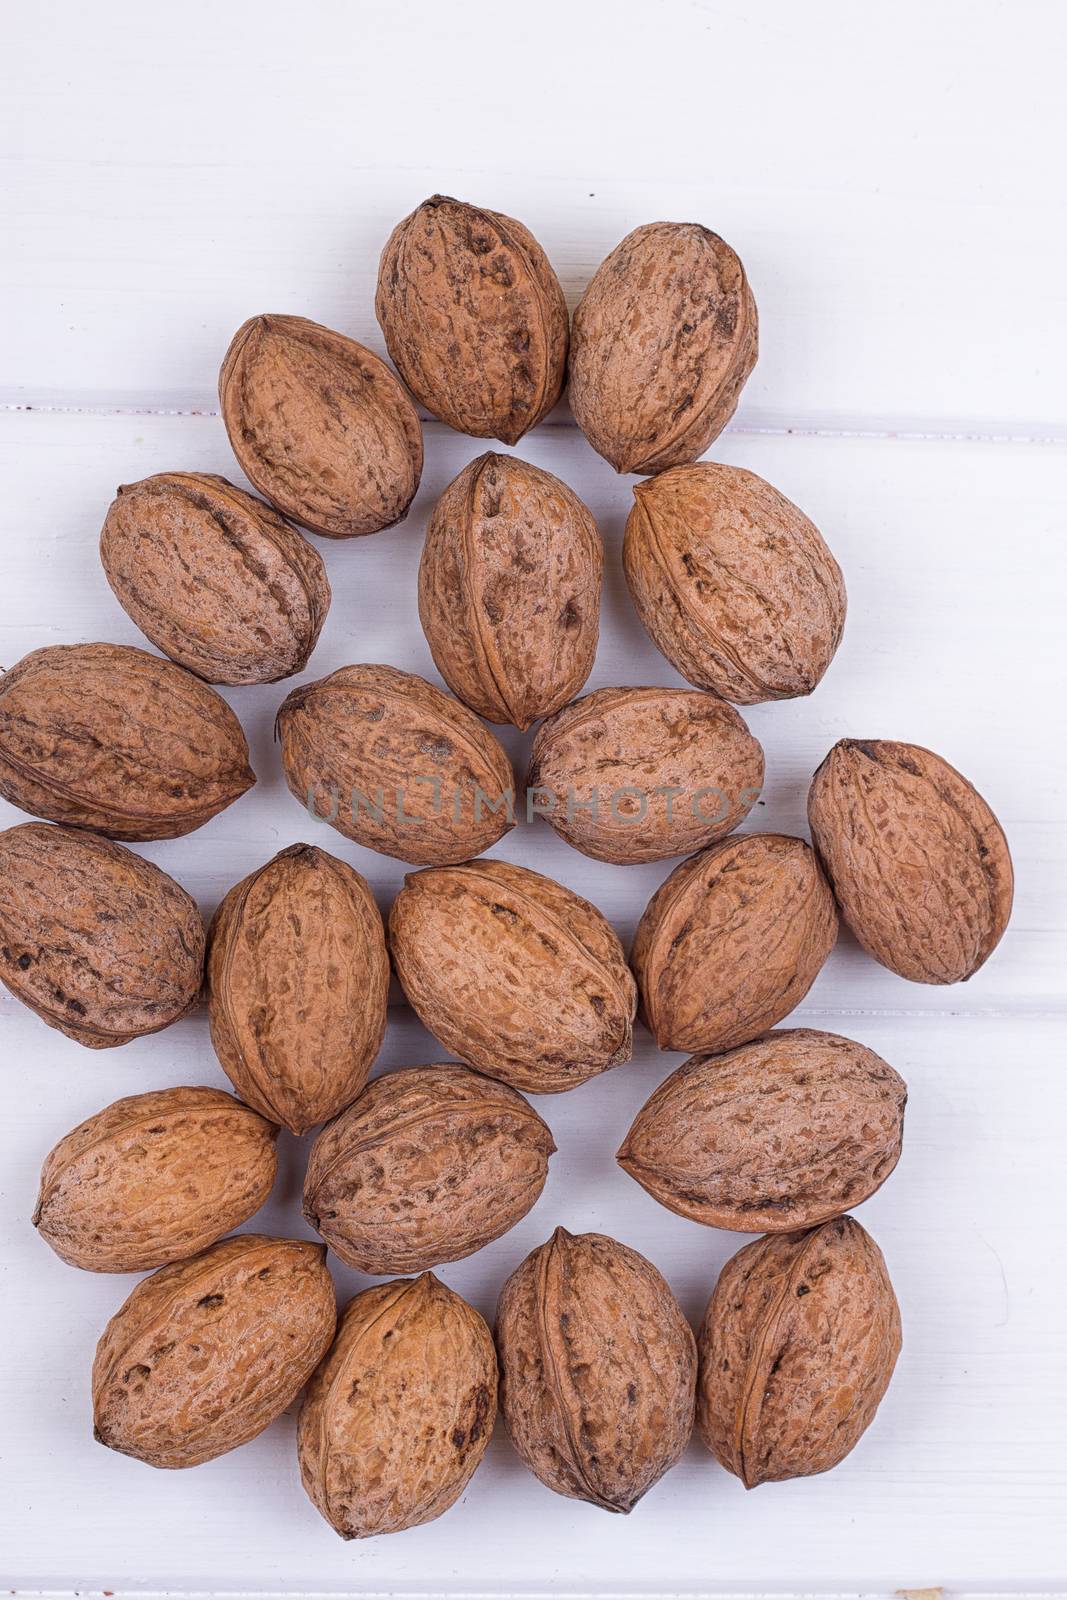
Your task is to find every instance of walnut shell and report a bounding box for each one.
[618,1029,906,1231]
[0,822,204,1047]
[624,463,846,703]
[569,223,757,474]
[298,1272,497,1539]
[631,834,838,1054]
[100,472,330,685]
[696,1216,901,1486]
[0,642,254,839]
[526,685,764,864]
[389,859,636,1094]
[34,1086,278,1271]
[808,739,1013,984]
[304,1063,555,1273]
[206,844,388,1136]
[376,195,568,444]
[92,1234,336,1469]
[219,314,422,537]
[276,663,514,866]
[418,453,601,729]
[496,1228,696,1512]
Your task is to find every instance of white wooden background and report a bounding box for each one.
[3,1,1066,1595]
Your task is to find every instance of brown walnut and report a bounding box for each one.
[100,472,330,684]
[0,822,204,1047]
[808,738,1013,983]
[206,844,388,1135]
[631,834,838,1053]
[624,463,846,703]
[0,642,254,839]
[526,685,764,863]
[298,1272,497,1539]
[92,1234,336,1469]
[389,859,636,1093]
[618,1028,906,1231]
[419,452,601,729]
[568,222,757,474]
[696,1215,901,1486]
[496,1228,696,1513]
[219,313,422,537]
[276,663,515,866]
[303,1063,555,1273]
[34,1086,278,1271]
[376,195,568,444]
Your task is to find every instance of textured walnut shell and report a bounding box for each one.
[298,1272,497,1539]
[808,739,1013,984]
[618,1029,906,1231]
[100,472,330,684]
[526,685,764,864]
[276,663,514,866]
[631,834,838,1053]
[0,822,204,1047]
[696,1216,901,1486]
[92,1234,336,1469]
[389,859,636,1094]
[376,195,568,444]
[206,844,388,1135]
[0,643,254,839]
[569,223,757,474]
[304,1063,555,1273]
[496,1228,696,1513]
[219,314,422,538]
[624,464,846,703]
[34,1086,278,1271]
[418,453,601,729]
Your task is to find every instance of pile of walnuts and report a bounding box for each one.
[0,196,1013,1537]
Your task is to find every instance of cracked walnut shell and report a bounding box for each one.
[631,834,838,1054]
[376,195,568,444]
[496,1228,696,1513]
[100,472,330,685]
[568,222,757,474]
[206,844,388,1136]
[389,859,636,1094]
[624,463,846,703]
[419,452,601,729]
[808,738,1013,984]
[92,1234,336,1469]
[303,1063,555,1273]
[0,822,204,1047]
[618,1029,906,1232]
[298,1272,497,1539]
[696,1215,901,1486]
[34,1086,278,1272]
[219,314,422,537]
[0,642,254,839]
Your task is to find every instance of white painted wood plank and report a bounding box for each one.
[0,404,1065,1590]
[4,0,1066,429]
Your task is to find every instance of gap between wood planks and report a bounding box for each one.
[3,397,1066,448]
